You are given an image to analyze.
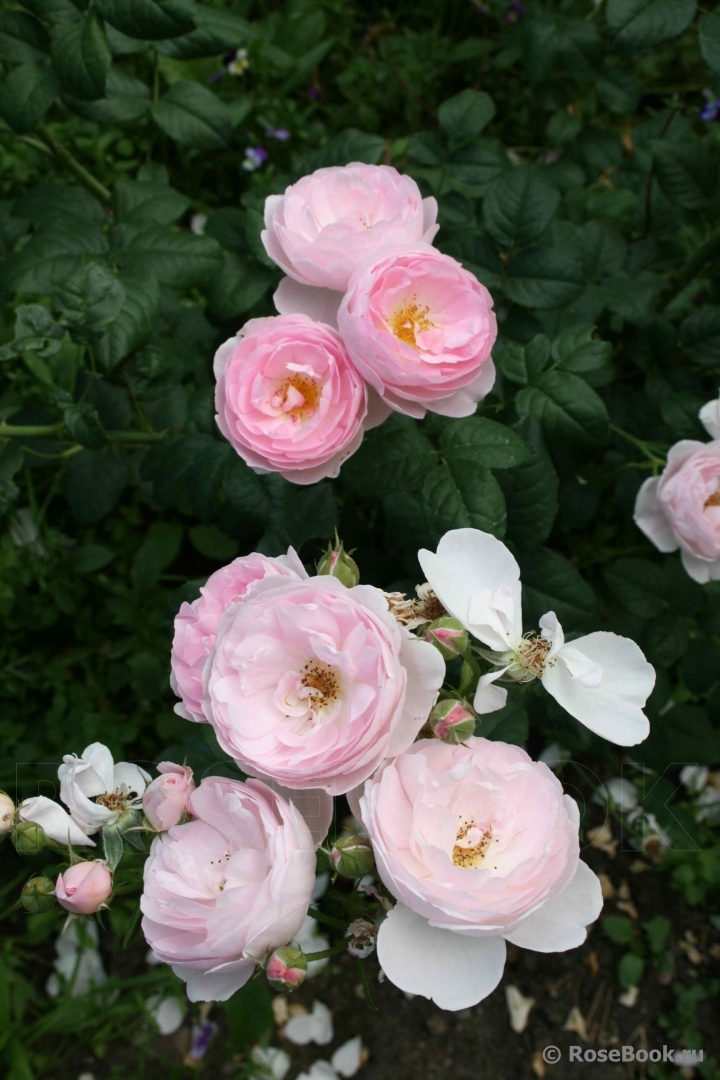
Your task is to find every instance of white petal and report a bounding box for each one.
[273,277,342,328]
[261,782,333,847]
[145,994,185,1035]
[251,1047,292,1080]
[284,1001,334,1046]
[331,1036,363,1078]
[542,632,654,746]
[18,796,95,847]
[386,635,445,758]
[418,529,521,645]
[503,861,603,952]
[297,1064,337,1080]
[172,958,255,1002]
[505,985,535,1033]
[113,762,150,796]
[633,477,678,553]
[81,743,115,792]
[699,398,720,439]
[424,360,497,418]
[377,904,507,1011]
[559,646,603,689]
[680,548,720,583]
[473,667,508,714]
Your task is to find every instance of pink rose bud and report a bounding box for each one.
[143,763,196,831]
[316,537,360,588]
[0,791,14,836]
[429,700,476,744]
[214,314,369,485]
[266,946,307,991]
[55,861,113,915]
[330,834,375,878]
[424,618,469,660]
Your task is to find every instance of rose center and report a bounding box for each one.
[270,374,321,423]
[389,298,434,350]
[516,633,552,678]
[452,819,492,867]
[95,791,131,812]
[301,661,340,706]
[705,491,720,509]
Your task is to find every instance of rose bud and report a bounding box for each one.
[266,946,307,991]
[429,700,476,744]
[331,834,375,878]
[12,820,47,855]
[21,875,56,914]
[316,538,360,588]
[0,791,14,837]
[143,762,196,831]
[424,618,469,660]
[55,861,113,915]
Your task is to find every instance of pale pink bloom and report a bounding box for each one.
[141,776,317,1002]
[55,861,113,915]
[203,575,445,795]
[171,549,306,723]
[336,245,497,419]
[143,763,196,831]
[214,315,370,485]
[361,738,602,1010]
[261,163,438,291]
[635,402,720,583]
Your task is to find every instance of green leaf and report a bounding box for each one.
[641,704,720,767]
[12,181,106,230]
[650,140,718,210]
[51,12,111,101]
[189,524,239,561]
[434,415,531,470]
[680,306,720,366]
[503,247,585,310]
[152,81,232,150]
[64,447,129,523]
[113,179,190,226]
[205,253,275,324]
[604,558,666,618]
[155,7,254,59]
[102,824,124,870]
[115,226,222,288]
[438,89,495,140]
[96,0,196,41]
[483,168,560,250]
[6,225,108,294]
[498,417,559,547]
[293,128,385,172]
[223,980,273,1051]
[385,461,507,547]
[518,547,597,631]
[606,0,697,52]
[96,268,160,370]
[645,915,671,953]
[70,544,115,574]
[0,12,49,63]
[63,403,108,449]
[62,65,151,123]
[258,478,337,554]
[55,263,126,332]
[0,63,58,133]
[132,521,183,583]
[618,953,644,989]
[481,700,529,746]
[495,335,551,385]
[515,371,610,444]
[0,443,24,516]
[602,915,636,944]
[551,324,613,375]
[699,13,720,77]
[341,415,438,498]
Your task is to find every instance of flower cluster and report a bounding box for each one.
[214,163,498,484]
[9,528,656,1012]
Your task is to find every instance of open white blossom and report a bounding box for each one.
[58,742,151,834]
[18,795,95,847]
[418,529,655,746]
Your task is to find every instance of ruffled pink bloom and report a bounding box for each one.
[143,763,196,831]
[55,861,112,915]
[141,776,317,1002]
[261,163,438,292]
[203,576,445,795]
[215,314,370,485]
[337,244,497,419]
[359,738,602,1010]
[635,437,720,583]
[171,549,306,723]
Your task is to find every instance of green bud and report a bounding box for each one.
[429,699,476,744]
[266,945,307,990]
[21,876,56,914]
[424,618,469,660]
[316,537,360,588]
[12,820,48,855]
[330,833,374,878]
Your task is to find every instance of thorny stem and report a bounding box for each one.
[0,423,165,443]
[307,907,348,931]
[36,125,111,203]
[610,424,668,473]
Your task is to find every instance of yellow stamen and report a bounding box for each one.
[389,299,434,349]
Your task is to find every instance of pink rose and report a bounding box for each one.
[143,763,196,831]
[171,549,306,723]
[214,314,371,485]
[55,861,113,915]
[141,776,317,1002]
[360,738,602,1010]
[635,439,720,583]
[261,163,438,292]
[336,244,497,419]
[203,575,445,795]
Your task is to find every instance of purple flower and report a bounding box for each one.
[265,126,291,141]
[503,0,526,24]
[307,82,323,101]
[188,1020,218,1061]
[700,99,720,122]
[205,70,225,84]
[242,146,268,171]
